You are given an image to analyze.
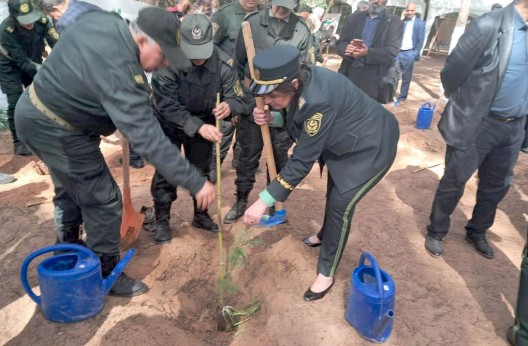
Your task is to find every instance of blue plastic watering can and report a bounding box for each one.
[20,244,134,323]
[345,252,395,343]
[416,102,435,129]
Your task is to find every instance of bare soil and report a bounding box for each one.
[0,56,526,346]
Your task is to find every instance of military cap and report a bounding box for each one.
[180,14,213,60]
[137,7,192,72]
[250,45,300,95]
[8,0,43,25]
[272,0,297,10]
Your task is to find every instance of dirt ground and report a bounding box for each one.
[0,55,527,346]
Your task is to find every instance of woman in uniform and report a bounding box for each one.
[243,45,399,301]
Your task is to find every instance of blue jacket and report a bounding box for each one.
[411,17,425,61]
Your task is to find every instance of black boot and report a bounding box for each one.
[224,190,249,224]
[99,253,148,297]
[14,142,32,156]
[192,198,218,232]
[154,203,172,244]
[129,147,144,169]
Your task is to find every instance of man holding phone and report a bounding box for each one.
[336,0,402,103]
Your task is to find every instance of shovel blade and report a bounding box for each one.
[120,187,145,248]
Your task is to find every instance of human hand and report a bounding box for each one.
[195,180,216,210]
[231,115,239,125]
[344,43,355,57]
[198,124,223,143]
[351,43,368,58]
[213,102,231,120]
[253,105,272,126]
[243,199,268,226]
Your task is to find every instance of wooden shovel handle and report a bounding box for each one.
[241,21,283,211]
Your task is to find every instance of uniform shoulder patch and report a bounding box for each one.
[304,112,323,136]
[40,16,48,24]
[308,47,316,64]
[5,26,14,33]
[134,74,145,84]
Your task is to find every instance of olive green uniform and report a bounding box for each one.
[210,1,264,176]
[14,11,205,255]
[0,15,58,148]
[232,9,315,195]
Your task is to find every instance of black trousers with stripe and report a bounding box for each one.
[315,164,392,277]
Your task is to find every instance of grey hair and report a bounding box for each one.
[357,0,368,11]
[39,0,66,12]
[128,20,157,46]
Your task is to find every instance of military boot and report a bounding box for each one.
[192,198,218,232]
[99,253,148,297]
[14,142,32,156]
[224,190,249,224]
[154,203,172,244]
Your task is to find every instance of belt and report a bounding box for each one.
[28,83,77,131]
[400,49,413,52]
[489,112,524,123]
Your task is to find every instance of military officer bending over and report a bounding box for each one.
[243,45,399,301]
[150,14,246,243]
[14,8,215,297]
[0,0,58,156]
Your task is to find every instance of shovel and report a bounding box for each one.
[119,137,145,248]
[241,22,287,228]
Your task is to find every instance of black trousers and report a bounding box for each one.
[428,115,525,240]
[234,114,293,193]
[15,92,122,254]
[151,127,212,205]
[4,72,33,145]
[315,164,392,277]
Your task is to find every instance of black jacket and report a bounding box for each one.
[336,9,402,103]
[439,4,515,150]
[151,48,246,137]
[266,66,399,201]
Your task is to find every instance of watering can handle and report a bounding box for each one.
[421,102,432,108]
[358,252,384,300]
[20,244,94,305]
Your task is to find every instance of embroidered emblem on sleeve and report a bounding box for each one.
[277,174,295,191]
[304,112,322,136]
[233,80,243,96]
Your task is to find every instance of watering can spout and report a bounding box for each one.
[101,249,135,294]
[374,310,395,339]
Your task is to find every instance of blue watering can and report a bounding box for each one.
[415,102,435,129]
[345,252,395,343]
[20,244,135,323]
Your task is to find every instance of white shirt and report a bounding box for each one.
[400,16,415,51]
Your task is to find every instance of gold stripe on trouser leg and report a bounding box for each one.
[329,165,389,277]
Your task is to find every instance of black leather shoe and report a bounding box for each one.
[303,280,334,302]
[109,273,148,297]
[465,235,494,259]
[303,236,321,247]
[425,236,443,257]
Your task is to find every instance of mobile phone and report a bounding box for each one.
[352,39,363,49]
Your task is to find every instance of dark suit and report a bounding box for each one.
[396,16,425,101]
[336,9,403,103]
[428,4,526,247]
[264,66,399,276]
